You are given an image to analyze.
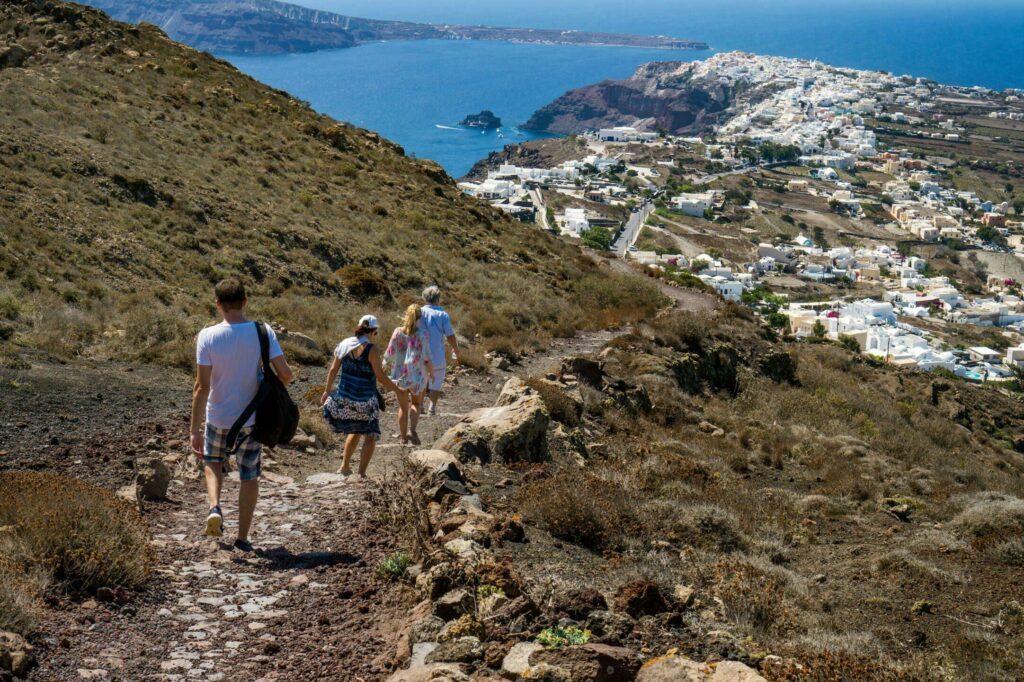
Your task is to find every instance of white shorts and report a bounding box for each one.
[427,366,446,392]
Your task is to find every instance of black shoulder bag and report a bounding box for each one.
[226,322,299,451]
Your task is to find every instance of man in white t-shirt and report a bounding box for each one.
[419,285,460,416]
[190,279,293,550]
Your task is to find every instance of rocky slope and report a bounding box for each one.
[77,0,707,55]
[0,0,663,369]
[524,60,746,136]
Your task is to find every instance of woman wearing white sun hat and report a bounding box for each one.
[321,314,398,477]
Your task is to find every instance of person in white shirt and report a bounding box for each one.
[190,279,293,551]
[419,286,461,416]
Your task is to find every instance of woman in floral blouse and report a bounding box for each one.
[384,305,433,445]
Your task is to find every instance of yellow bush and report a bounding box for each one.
[0,472,153,596]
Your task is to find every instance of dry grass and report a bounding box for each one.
[0,1,665,366]
[0,472,153,597]
[0,556,47,636]
[506,308,1024,677]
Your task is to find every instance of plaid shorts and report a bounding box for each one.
[204,423,262,481]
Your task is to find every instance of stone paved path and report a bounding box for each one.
[30,330,623,681]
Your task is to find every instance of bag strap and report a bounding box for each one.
[225,322,272,452]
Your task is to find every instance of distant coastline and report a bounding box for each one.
[76,0,708,55]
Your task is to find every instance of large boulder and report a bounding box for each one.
[434,379,549,463]
[637,655,766,682]
[135,456,170,500]
[0,631,34,677]
[531,644,640,682]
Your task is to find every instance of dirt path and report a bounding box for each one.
[604,257,719,312]
[18,325,639,681]
[8,255,721,681]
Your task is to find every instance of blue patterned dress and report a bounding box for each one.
[323,342,381,439]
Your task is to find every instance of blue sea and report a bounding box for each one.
[225,0,1024,176]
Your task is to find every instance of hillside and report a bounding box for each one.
[524,60,748,135]
[76,0,708,55]
[0,0,663,370]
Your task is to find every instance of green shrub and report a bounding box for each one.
[376,551,413,581]
[837,335,861,353]
[0,472,153,596]
[537,625,591,649]
[0,292,20,321]
[337,264,391,299]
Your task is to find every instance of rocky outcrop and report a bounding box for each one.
[461,110,502,129]
[434,379,550,463]
[524,61,737,136]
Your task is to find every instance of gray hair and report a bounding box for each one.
[422,285,441,304]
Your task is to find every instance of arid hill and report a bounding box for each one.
[0,0,662,370]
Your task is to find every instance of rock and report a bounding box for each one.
[548,425,589,467]
[491,355,512,371]
[134,456,170,500]
[410,450,465,483]
[613,580,670,618]
[713,661,768,681]
[487,595,538,632]
[409,616,446,647]
[0,631,34,677]
[435,379,549,463]
[416,563,465,601]
[501,641,543,678]
[519,663,572,682]
[425,636,483,664]
[489,516,526,544]
[429,480,471,503]
[445,538,486,562]
[277,330,322,356]
[289,430,317,449]
[532,644,639,682]
[472,562,525,598]
[698,421,725,437]
[636,655,766,682]
[115,484,142,512]
[550,588,608,621]
[385,663,469,682]
[306,473,349,485]
[881,498,913,522]
[477,593,508,619]
[561,357,604,389]
[433,589,474,621]
[438,615,486,642]
[584,611,633,644]
[673,585,696,608]
[0,44,29,69]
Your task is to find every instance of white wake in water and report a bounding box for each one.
[434,124,461,131]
